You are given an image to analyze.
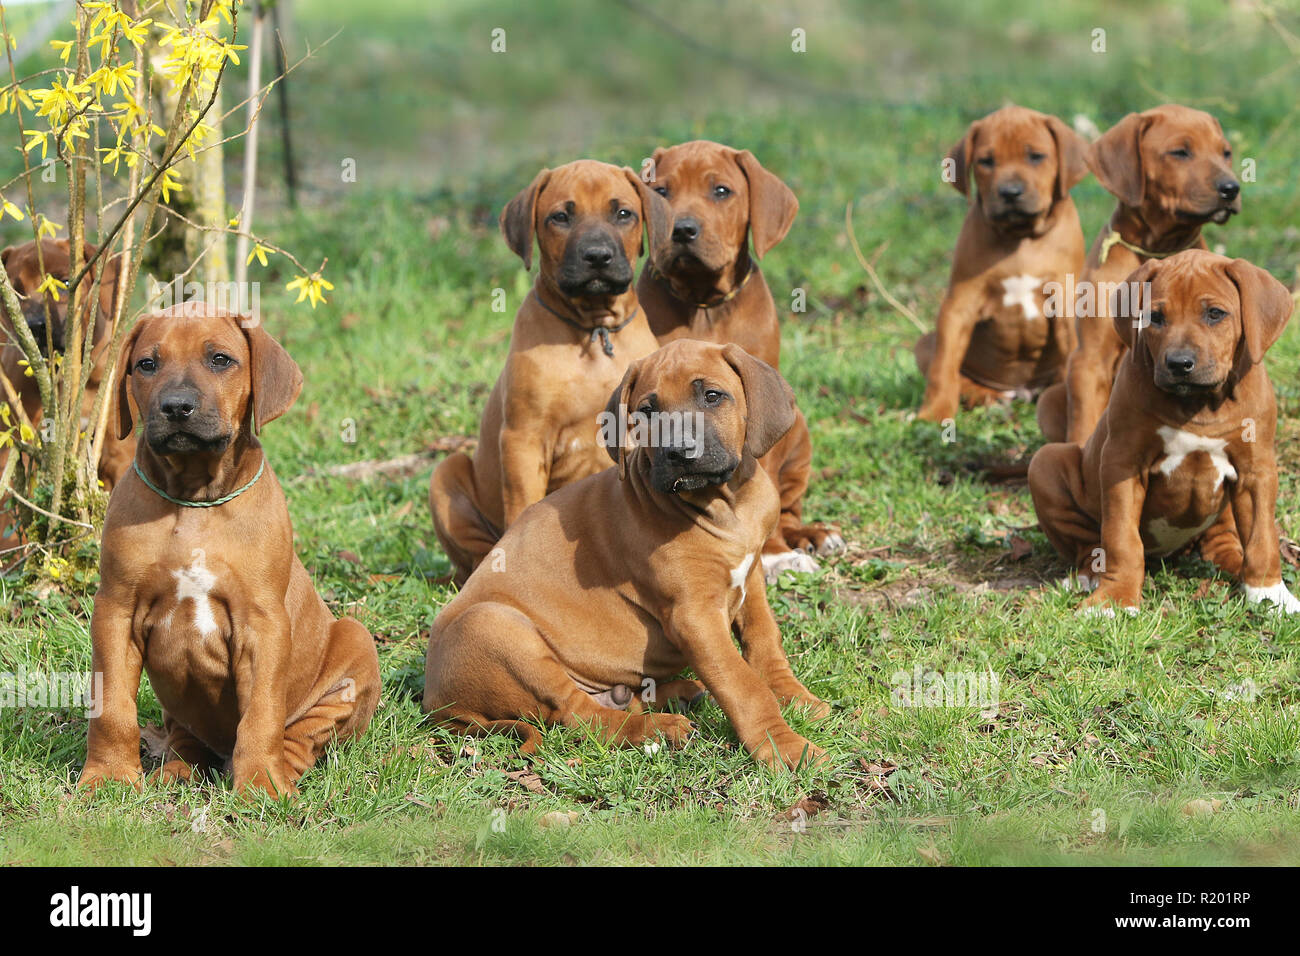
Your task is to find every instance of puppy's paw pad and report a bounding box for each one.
[763,550,819,582]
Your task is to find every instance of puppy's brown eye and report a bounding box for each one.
[1205,307,1227,325]
[615,207,634,222]
[703,390,723,405]
[653,186,668,197]
[135,357,156,374]
[1169,148,1191,159]
[548,211,569,226]
[712,185,731,199]
[210,353,233,369]
[1147,309,1165,327]
[1027,151,1046,164]
[976,156,994,168]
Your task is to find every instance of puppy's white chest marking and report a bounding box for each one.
[1155,426,1237,490]
[172,558,218,636]
[1001,274,1042,320]
[730,553,755,606]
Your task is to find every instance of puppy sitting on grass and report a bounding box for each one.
[81,304,380,797]
[1029,251,1297,615]
[424,339,829,770]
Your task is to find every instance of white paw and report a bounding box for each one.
[1061,573,1098,593]
[1243,581,1300,615]
[1078,603,1137,619]
[816,533,846,555]
[762,550,819,582]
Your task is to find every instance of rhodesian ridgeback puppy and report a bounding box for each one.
[81,304,380,796]
[424,339,830,770]
[916,105,1089,422]
[1038,105,1242,444]
[0,239,132,489]
[430,160,671,585]
[635,140,843,579]
[1029,251,1296,615]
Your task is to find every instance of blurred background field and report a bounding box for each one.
[3,0,1300,865]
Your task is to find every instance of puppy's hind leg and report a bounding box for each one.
[1028,441,1101,587]
[424,603,694,754]
[429,452,500,587]
[152,714,221,785]
[1199,507,1244,578]
[280,616,380,783]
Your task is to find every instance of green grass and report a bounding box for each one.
[4,0,1300,865]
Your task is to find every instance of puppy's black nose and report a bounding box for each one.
[997,181,1025,201]
[580,244,614,268]
[1217,179,1240,201]
[1164,349,1197,375]
[672,218,700,243]
[661,441,700,463]
[160,392,197,421]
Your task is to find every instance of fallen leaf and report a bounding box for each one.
[140,723,167,761]
[779,791,830,822]
[1181,798,1223,818]
[539,810,579,829]
[917,843,947,866]
[503,768,546,794]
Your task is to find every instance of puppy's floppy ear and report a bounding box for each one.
[721,343,796,459]
[622,166,673,264]
[500,167,551,270]
[602,361,639,480]
[1088,111,1148,207]
[114,319,146,441]
[0,246,13,269]
[1225,258,1293,374]
[944,119,980,198]
[1110,258,1160,355]
[241,321,303,434]
[734,150,798,259]
[1046,115,1090,201]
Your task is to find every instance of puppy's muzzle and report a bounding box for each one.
[22,299,64,355]
[558,233,632,297]
[1156,348,1219,393]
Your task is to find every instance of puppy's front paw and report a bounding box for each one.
[1243,581,1300,615]
[641,712,695,749]
[234,766,298,800]
[751,729,827,771]
[79,762,143,792]
[1078,589,1138,617]
[762,550,819,582]
[783,524,845,556]
[152,760,199,786]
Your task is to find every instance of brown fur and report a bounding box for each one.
[81,304,379,797]
[1038,105,1242,443]
[916,105,1090,421]
[1029,251,1293,614]
[634,140,842,573]
[425,339,830,769]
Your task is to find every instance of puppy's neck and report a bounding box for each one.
[1111,205,1204,257]
[135,432,263,506]
[534,275,640,331]
[651,247,755,312]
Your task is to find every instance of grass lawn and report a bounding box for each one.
[3,0,1300,866]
